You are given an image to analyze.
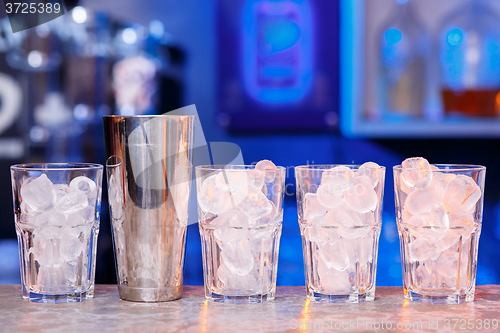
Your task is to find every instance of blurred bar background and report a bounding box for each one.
[1,0,500,288]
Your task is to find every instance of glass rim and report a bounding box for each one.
[393,164,486,172]
[102,115,195,119]
[195,164,286,171]
[11,163,103,171]
[295,164,386,171]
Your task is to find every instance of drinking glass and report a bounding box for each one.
[11,163,103,303]
[196,164,285,303]
[295,164,385,302]
[394,164,486,303]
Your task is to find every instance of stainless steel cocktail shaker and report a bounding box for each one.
[103,115,194,302]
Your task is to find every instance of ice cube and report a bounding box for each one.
[459,241,471,279]
[356,236,374,267]
[404,186,438,215]
[220,265,259,293]
[401,207,412,223]
[407,212,430,227]
[316,184,343,209]
[324,203,363,228]
[255,159,277,183]
[324,204,369,239]
[356,162,381,188]
[36,209,67,226]
[250,223,275,242]
[406,213,442,238]
[197,191,213,214]
[261,184,268,197]
[230,186,249,207]
[424,173,449,202]
[247,169,265,190]
[448,212,475,228]
[428,171,455,199]
[325,204,370,239]
[318,240,350,271]
[221,238,255,276]
[20,201,40,222]
[250,201,279,227]
[344,176,378,213]
[442,175,481,215]
[303,193,327,220]
[236,188,272,220]
[67,223,92,239]
[217,262,231,286]
[305,224,327,244]
[69,176,97,205]
[32,228,64,267]
[249,227,275,259]
[429,204,449,230]
[54,191,88,214]
[401,157,433,189]
[36,265,66,291]
[320,269,353,295]
[64,261,78,284]
[398,174,413,195]
[343,236,374,270]
[80,206,95,222]
[409,237,433,262]
[66,212,87,228]
[53,184,70,202]
[415,264,430,288]
[360,211,376,225]
[20,174,56,212]
[437,252,459,278]
[309,214,327,226]
[321,166,354,192]
[213,209,249,243]
[215,170,248,192]
[436,230,460,252]
[316,250,330,278]
[427,237,443,261]
[60,233,85,262]
[199,175,232,214]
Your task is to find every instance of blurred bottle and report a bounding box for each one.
[112,21,184,116]
[378,0,428,119]
[6,17,74,162]
[60,7,114,163]
[0,18,23,161]
[439,0,500,117]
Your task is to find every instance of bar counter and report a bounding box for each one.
[1,285,499,332]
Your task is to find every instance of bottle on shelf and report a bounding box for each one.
[377,0,429,120]
[439,0,500,117]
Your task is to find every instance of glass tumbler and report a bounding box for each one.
[196,165,285,303]
[11,163,103,303]
[394,164,486,304]
[295,164,385,303]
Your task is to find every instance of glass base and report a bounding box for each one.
[206,291,275,303]
[404,288,475,304]
[307,288,375,303]
[26,289,94,303]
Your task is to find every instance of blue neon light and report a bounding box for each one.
[242,0,313,105]
[447,28,463,46]
[385,28,402,45]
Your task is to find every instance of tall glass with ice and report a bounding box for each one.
[295,163,385,303]
[394,158,486,304]
[196,161,285,303]
[11,163,103,303]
